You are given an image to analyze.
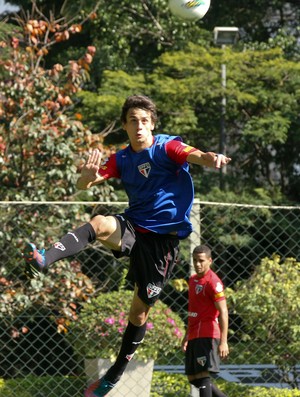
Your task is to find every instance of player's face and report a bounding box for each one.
[193,252,212,277]
[122,108,155,151]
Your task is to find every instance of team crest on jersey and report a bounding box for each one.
[147,283,161,298]
[138,162,151,178]
[197,356,207,367]
[195,285,203,294]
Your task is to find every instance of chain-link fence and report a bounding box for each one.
[1,200,299,396]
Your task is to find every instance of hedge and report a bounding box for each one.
[1,373,300,397]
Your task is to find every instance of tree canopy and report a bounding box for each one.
[0,3,113,201]
[76,44,300,199]
[1,0,300,201]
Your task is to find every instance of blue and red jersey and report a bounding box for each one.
[98,134,197,238]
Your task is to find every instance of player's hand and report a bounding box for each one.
[77,149,103,189]
[215,154,231,169]
[81,149,102,180]
[219,341,229,359]
[181,336,188,353]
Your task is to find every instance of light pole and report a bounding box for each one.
[213,26,239,190]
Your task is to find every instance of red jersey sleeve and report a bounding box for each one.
[165,139,198,165]
[210,274,226,302]
[98,153,120,179]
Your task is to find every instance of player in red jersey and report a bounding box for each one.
[182,245,229,397]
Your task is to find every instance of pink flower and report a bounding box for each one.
[146,322,154,330]
[104,317,115,325]
[174,327,183,338]
[167,318,175,326]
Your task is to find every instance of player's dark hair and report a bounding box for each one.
[121,95,158,124]
[193,244,212,258]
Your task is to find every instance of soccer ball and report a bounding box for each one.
[168,0,211,21]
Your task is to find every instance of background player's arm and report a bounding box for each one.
[76,149,106,190]
[215,299,229,359]
[187,149,231,169]
[181,331,188,353]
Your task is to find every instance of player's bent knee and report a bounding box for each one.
[89,215,117,238]
[131,313,149,326]
[129,300,150,326]
[129,306,150,326]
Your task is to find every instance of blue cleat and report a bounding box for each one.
[23,242,46,278]
[84,377,116,397]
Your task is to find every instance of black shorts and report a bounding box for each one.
[185,338,220,375]
[112,214,180,306]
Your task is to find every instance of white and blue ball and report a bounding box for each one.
[168,0,211,21]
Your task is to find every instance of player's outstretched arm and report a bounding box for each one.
[187,150,231,169]
[76,149,105,190]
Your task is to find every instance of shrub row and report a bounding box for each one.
[1,373,300,397]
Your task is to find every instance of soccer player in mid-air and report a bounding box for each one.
[23,95,231,397]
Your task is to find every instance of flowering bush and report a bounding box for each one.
[69,289,185,362]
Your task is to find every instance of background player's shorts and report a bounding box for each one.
[112,214,180,306]
[185,338,220,375]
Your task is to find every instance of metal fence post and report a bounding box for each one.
[189,198,201,276]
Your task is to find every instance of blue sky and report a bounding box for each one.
[0,0,19,14]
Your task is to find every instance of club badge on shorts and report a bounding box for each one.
[197,356,207,367]
[146,283,161,298]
